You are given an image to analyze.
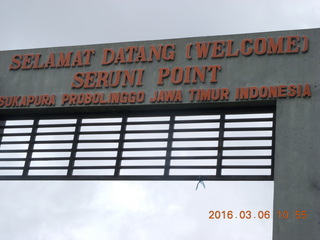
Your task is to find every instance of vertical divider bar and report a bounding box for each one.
[0,120,5,143]
[271,110,276,179]
[114,116,127,177]
[0,121,4,174]
[164,114,175,177]
[67,118,82,177]
[22,119,39,177]
[0,120,5,152]
[216,114,225,177]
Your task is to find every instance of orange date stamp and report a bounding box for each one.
[208,210,271,220]
[208,210,308,220]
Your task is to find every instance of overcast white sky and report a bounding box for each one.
[0,0,319,239]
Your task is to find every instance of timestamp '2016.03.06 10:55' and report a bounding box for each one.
[208,211,308,220]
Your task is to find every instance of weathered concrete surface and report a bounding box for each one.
[273,97,320,240]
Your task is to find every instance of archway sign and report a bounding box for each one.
[0,28,319,239]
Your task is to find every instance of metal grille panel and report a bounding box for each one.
[0,108,275,180]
